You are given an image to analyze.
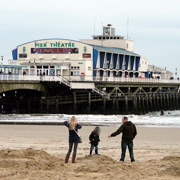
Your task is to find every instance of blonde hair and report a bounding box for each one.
[69,116,78,130]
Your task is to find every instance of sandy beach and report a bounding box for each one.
[0,124,179,180]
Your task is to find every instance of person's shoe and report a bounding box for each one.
[131,159,135,162]
[95,154,100,155]
[65,154,70,163]
[120,159,124,162]
[72,154,76,163]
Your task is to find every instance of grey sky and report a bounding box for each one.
[0,0,180,73]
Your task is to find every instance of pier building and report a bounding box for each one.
[9,25,148,79]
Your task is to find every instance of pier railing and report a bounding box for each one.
[0,74,180,84]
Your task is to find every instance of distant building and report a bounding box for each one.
[147,65,173,79]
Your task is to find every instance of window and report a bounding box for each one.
[37,66,42,69]
[30,66,34,68]
[88,67,91,71]
[43,66,48,69]
[50,66,54,68]
[71,71,73,76]
[19,54,27,58]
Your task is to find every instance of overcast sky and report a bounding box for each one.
[0,0,180,73]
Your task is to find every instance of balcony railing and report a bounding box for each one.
[0,74,180,84]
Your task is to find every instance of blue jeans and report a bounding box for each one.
[67,142,78,156]
[89,144,98,155]
[120,140,135,162]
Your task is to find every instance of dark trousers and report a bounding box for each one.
[120,140,135,162]
[67,142,78,156]
[89,144,98,155]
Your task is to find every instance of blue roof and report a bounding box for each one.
[93,45,139,56]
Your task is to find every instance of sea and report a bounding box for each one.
[0,110,180,128]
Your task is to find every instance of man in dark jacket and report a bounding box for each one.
[108,117,137,162]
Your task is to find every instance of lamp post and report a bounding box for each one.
[1,56,3,73]
[34,59,36,76]
[175,68,178,79]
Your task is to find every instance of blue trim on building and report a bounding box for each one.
[93,49,98,69]
[12,48,17,60]
[93,70,97,77]
[113,54,118,69]
[119,55,124,70]
[130,56,134,70]
[100,52,105,68]
[135,57,140,71]
[119,72,122,77]
[100,70,104,77]
[107,53,112,69]
[108,71,110,77]
[130,72,134,77]
[125,55,129,70]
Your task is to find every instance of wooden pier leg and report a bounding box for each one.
[167,94,169,110]
[56,99,59,113]
[112,99,115,114]
[142,97,145,114]
[73,91,77,113]
[116,99,119,111]
[16,99,20,113]
[125,96,128,114]
[153,94,156,111]
[46,100,49,113]
[176,94,179,109]
[138,96,142,114]
[133,96,137,114]
[103,98,106,114]
[163,95,167,110]
[145,96,149,113]
[160,94,163,110]
[149,95,152,112]
[156,95,160,111]
[88,92,91,113]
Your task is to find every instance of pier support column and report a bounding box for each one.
[46,100,50,113]
[163,95,167,110]
[73,91,77,113]
[16,99,20,113]
[125,96,128,114]
[112,99,115,114]
[149,95,153,112]
[88,92,91,113]
[103,98,106,114]
[166,94,170,110]
[145,96,149,113]
[133,96,137,113]
[176,94,179,109]
[56,99,59,113]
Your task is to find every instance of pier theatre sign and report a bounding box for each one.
[31,42,79,54]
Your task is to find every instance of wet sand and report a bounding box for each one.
[0,125,179,179]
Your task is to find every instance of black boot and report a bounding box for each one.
[65,154,70,163]
[72,154,76,163]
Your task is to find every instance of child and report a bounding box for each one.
[89,127,100,156]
